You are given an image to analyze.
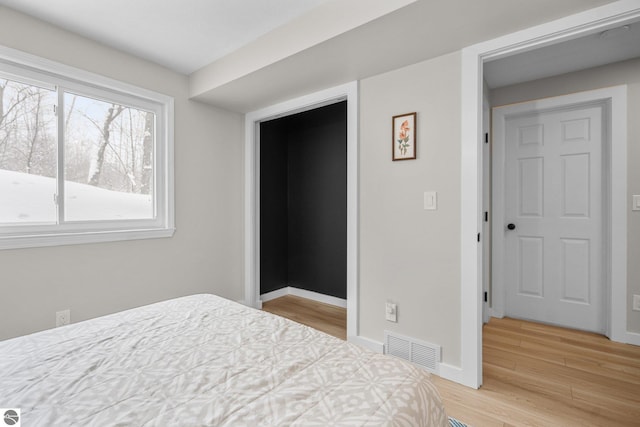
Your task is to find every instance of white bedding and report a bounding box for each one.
[0,294,447,426]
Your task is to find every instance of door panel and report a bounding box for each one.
[518,236,544,297]
[561,238,590,303]
[501,103,604,333]
[519,157,544,217]
[562,117,591,142]
[561,154,590,217]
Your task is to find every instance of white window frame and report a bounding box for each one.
[0,45,174,249]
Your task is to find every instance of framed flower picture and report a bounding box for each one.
[392,112,416,161]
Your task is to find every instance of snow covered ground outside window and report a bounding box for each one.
[0,170,152,223]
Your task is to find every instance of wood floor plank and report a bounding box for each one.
[262,294,347,340]
[565,356,640,384]
[262,299,640,426]
[483,347,517,370]
[484,338,567,366]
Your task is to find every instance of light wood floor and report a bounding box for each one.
[262,294,347,340]
[263,296,640,426]
[433,317,640,426]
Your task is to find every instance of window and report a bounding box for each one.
[0,47,174,249]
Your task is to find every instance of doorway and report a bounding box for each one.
[244,82,359,342]
[460,4,638,389]
[259,102,347,305]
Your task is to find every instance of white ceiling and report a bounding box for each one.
[0,0,331,74]
[485,21,640,88]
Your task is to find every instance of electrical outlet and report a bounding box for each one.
[385,302,397,322]
[633,295,640,312]
[56,309,71,327]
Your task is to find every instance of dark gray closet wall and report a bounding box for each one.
[260,101,347,299]
[259,118,289,295]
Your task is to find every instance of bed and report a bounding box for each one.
[0,294,448,426]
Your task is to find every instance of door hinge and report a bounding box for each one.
[484,291,488,302]
[484,132,489,143]
[477,233,481,242]
[484,211,488,222]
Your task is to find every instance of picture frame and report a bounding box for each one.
[392,112,417,161]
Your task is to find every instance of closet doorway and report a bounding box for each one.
[259,102,347,308]
[244,81,359,342]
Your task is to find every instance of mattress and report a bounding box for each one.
[0,294,448,426]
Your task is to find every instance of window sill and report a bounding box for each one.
[0,227,176,250]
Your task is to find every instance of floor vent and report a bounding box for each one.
[384,331,441,373]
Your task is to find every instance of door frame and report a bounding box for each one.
[460,1,639,389]
[491,88,626,337]
[244,81,360,342]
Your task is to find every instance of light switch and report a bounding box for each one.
[633,195,640,211]
[424,191,437,210]
[385,302,397,322]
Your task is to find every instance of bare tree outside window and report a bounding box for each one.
[0,78,57,224]
[64,93,154,221]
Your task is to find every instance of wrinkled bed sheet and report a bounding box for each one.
[0,294,447,426]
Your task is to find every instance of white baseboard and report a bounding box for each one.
[288,287,347,308]
[260,287,290,303]
[349,335,384,353]
[624,330,640,346]
[260,286,347,308]
[437,363,471,387]
[488,308,504,319]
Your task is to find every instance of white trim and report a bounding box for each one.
[491,86,627,339]
[482,83,492,325]
[0,228,175,250]
[487,308,503,319]
[461,1,640,389]
[244,117,257,307]
[260,286,347,308]
[625,331,640,346]
[460,45,483,389]
[244,82,359,340]
[260,287,291,303]
[351,336,384,353]
[437,363,464,384]
[289,287,348,308]
[0,44,175,249]
[490,101,506,321]
[345,83,360,343]
[608,86,629,345]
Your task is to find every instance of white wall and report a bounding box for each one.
[359,52,462,365]
[0,7,244,340]
[491,57,640,334]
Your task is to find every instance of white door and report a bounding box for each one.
[497,102,604,333]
